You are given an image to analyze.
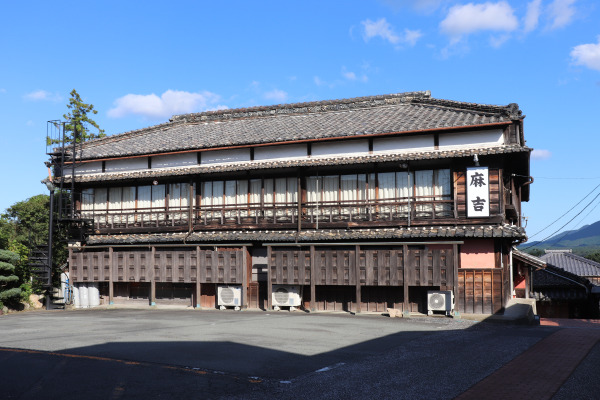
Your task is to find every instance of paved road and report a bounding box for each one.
[0,309,595,399]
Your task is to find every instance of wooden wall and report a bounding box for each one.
[457,268,503,314]
[269,246,454,287]
[70,248,244,284]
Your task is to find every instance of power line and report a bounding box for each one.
[523,189,600,249]
[527,183,600,240]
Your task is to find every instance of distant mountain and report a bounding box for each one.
[522,220,600,254]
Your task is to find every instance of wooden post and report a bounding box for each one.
[108,247,114,305]
[267,246,272,310]
[403,245,409,315]
[310,245,316,312]
[355,245,361,313]
[297,175,302,232]
[196,246,201,308]
[150,246,156,306]
[453,243,460,314]
[242,246,248,309]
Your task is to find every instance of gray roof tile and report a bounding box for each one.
[73,91,522,161]
[85,225,526,245]
[61,144,530,184]
[540,251,600,277]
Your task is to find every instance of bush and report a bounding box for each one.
[0,249,20,264]
[0,287,21,302]
[20,282,33,303]
[0,249,21,307]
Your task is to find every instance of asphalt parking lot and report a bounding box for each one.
[0,309,597,399]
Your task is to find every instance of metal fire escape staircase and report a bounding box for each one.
[35,122,93,308]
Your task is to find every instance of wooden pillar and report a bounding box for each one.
[150,246,156,306]
[242,246,248,309]
[403,245,409,314]
[195,246,201,308]
[108,247,114,305]
[267,246,272,310]
[310,245,316,312]
[355,245,361,313]
[453,243,460,313]
[297,175,302,232]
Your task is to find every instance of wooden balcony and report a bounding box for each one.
[83,197,457,233]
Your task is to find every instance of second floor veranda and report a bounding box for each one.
[78,170,476,232]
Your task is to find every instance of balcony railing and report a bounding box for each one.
[82,197,455,230]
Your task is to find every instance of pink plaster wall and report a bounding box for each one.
[460,239,496,268]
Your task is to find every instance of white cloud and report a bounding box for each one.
[314,76,326,86]
[26,120,35,126]
[548,0,576,30]
[362,18,401,44]
[440,2,518,42]
[108,90,225,119]
[341,67,368,83]
[0,88,6,93]
[571,37,600,71]
[24,90,62,102]
[263,89,288,103]
[531,149,552,160]
[523,0,542,33]
[361,18,423,47]
[403,29,423,46]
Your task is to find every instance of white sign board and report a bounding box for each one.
[466,167,489,217]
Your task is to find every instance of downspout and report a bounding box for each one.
[509,247,514,299]
[516,175,534,227]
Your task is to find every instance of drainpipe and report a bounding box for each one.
[509,247,514,299]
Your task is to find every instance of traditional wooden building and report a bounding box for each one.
[532,250,600,318]
[50,91,533,314]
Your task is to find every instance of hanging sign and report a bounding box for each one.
[466,167,489,217]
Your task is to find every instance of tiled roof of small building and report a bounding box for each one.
[73,91,523,161]
[85,224,526,245]
[61,144,529,184]
[540,251,600,277]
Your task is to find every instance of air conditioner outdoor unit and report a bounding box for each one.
[427,290,454,316]
[272,285,302,310]
[218,285,242,310]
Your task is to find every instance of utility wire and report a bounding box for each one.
[523,190,600,249]
[527,183,600,240]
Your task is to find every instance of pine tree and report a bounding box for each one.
[0,249,21,307]
[47,89,105,145]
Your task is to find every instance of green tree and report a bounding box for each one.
[0,194,68,287]
[0,249,21,307]
[48,89,105,145]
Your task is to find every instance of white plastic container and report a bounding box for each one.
[73,284,80,308]
[88,283,100,307]
[79,284,89,308]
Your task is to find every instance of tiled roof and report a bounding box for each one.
[533,265,592,300]
[60,144,530,184]
[85,225,526,245]
[540,251,600,277]
[73,91,523,161]
[512,248,546,269]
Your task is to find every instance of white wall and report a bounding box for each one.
[152,153,197,169]
[438,129,504,149]
[254,144,307,160]
[312,140,369,157]
[373,135,434,153]
[105,158,148,172]
[201,148,251,164]
[64,161,103,176]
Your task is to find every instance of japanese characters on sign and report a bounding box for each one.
[466,167,489,217]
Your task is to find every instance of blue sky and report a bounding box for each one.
[1,0,599,242]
